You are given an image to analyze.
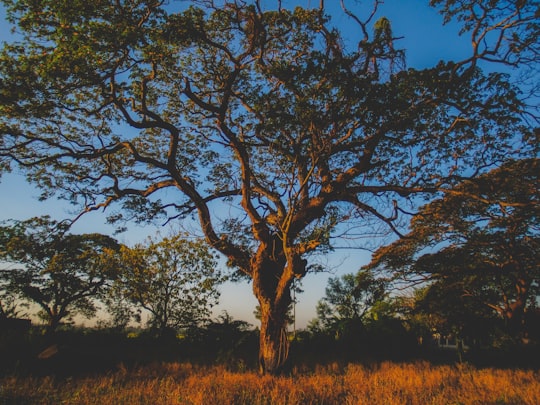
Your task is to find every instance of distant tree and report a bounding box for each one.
[384,289,444,346]
[114,234,222,336]
[100,293,142,331]
[0,0,535,373]
[0,216,120,333]
[200,311,257,362]
[368,159,540,341]
[312,271,386,336]
[0,284,27,320]
[414,282,505,349]
[208,311,254,337]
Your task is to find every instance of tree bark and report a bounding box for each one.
[257,300,290,375]
[251,246,293,375]
[502,276,530,341]
[46,315,61,335]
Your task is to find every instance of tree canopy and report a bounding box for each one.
[112,234,222,336]
[367,158,540,340]
[0,0,537,373]
[313,271,386,334]
[0,216,120,332]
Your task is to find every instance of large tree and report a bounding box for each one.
[112,234,222,336]
[0,216,120,333]
[367,159,540,340]
[0,1,536,372]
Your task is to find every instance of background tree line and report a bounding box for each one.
[0,217,224,337]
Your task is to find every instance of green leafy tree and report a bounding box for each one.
[114,234,222,336]
[0,216,120,333]
[312,271,386,336]
[0,1,535,372]
[368,159,540,341]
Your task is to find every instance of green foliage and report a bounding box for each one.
[191,311,258,366]
[0,1,532,261]
[0,216,120,332]
[111,234,223,335]
[368,159,540,341]
[312,270,386,334]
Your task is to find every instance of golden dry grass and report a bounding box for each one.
[1,361,538,404]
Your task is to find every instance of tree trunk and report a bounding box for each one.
[240,234,302,374]
[258,302,290,375]
[251,249,293,375]
[503,277,530,341]
[46,315,61,335]
[505,303,527,341]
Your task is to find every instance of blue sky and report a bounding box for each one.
[0,0,471,328]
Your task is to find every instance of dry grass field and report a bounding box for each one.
[1,361,538,405]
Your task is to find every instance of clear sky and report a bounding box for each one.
[0,0,471,329]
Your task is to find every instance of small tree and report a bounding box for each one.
[0,216,120,333]
[313,271,386,336]
[114,234,222,336]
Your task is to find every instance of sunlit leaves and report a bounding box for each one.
[114,234,224,333]
[0,0,533,247]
